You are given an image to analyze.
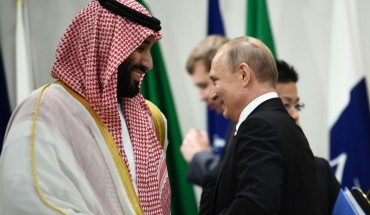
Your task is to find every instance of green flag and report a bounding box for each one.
[138,1,198,215]
[246,0,277,57]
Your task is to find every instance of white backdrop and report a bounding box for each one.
[1,0,370,161]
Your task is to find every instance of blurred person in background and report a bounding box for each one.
[276,59,340,215]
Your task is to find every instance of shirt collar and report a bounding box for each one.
[235,92,278,135]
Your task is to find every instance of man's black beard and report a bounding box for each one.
[117,61,140,101]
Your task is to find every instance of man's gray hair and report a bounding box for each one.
[224,36,277,87]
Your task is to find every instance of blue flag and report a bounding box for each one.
[0,45,11,155]
[328,0,370,192]
[330,79,370,192]
[207,0,231,155]
[207,0,225,35]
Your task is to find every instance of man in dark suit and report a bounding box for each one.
[276,59,340,215]
[205,36,320,214]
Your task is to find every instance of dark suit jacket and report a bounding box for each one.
[208,98,320,215]
[200,156,340,215]
[315,156,340,215]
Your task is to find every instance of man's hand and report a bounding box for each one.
[180,128,211,163]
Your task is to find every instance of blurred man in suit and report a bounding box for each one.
[180,35,236,186]
[276,59,340,215]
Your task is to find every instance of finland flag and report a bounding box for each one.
[328,0,370,192]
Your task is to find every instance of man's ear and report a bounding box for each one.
[239,63,250,86]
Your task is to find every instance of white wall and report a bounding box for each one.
[0,0,91,110]
[1,0,370,160]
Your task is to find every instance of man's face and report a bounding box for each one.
[191,60,223,114]
[209,49,245,122]
[276,82,300,124]
[117,36,155,101]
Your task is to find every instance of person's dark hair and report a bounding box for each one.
[276,59,298,83]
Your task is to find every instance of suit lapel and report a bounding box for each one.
[210,137,235,214]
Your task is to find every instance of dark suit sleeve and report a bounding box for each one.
[224,118,286,214]
[326,162,340,213]
[199,163,224,215]
[315,157,341,214]
[187,151,220,186]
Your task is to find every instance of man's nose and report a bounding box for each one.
[210,91,218,101]
[290,108,300,124]
[199,90,208,102]
[141,51,153,71]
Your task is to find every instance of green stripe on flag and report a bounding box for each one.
[246,0,277,58]
[138,1,199,214]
